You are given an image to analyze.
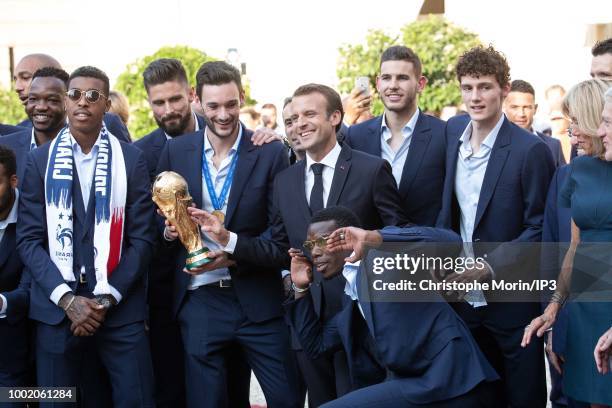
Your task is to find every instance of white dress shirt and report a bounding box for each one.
[189,127,242,289]
[0,190,19,317]
[380,109,419,186]
[304,142,342,207]
[49,135,122,305]
[454,113,505,307]
[342,258,365,318]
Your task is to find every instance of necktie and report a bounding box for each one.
[309,163,325,215]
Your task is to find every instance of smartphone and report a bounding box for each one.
[355,76,370,96]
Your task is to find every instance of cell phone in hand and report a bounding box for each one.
[355,76,370,96]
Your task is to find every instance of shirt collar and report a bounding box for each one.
[459,113,506,150]
[70,132,102,156]
[381,108,420,142]
[164,111,200,140]
[204,123,242,154]
[305,142,342,173]
[342,258,360,301]
[0,189,19,230]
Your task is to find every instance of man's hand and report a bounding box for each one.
[326,227,382,263]
[595,327,612,374]
[251,128,283,146]
[342,87,373,126]
[183,250,236,275]
[289,249,313,297]
[188,207,230,246]
[60,294,106,336]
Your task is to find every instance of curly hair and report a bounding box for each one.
[456,45,510,87]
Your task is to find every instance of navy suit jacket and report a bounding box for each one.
[0,123,25,136]
[231,144,409,320]
[0,129,32,183]
[135,114,206,182]
[156,126,290,322]
[0,223,30,375]
[285,229,498,403]
[437,114,555,326]
[345,113,447,226]
[17,141,155,327]
[536,131,566,168]
[18,112,132,143]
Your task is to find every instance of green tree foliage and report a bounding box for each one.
[337,16,481,116]
[115,45,217,139]
[0,87,26,125]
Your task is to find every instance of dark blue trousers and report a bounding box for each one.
[178,285,300,408]
[36,319,154,408]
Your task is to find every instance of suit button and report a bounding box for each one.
[474,238,481,242]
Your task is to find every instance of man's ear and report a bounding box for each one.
[239,91,245,108]
[105,97,111,113]
[10,174,17,189]
[330,110,342,128]
[417,75,428,93]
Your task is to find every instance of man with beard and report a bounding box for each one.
[135,58,251,408]
[12,53,131,143]
[344,46,447,226]
[1,67,69,183]
[156,61,299,407]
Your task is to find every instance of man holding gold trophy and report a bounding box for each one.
[154,61,300,408]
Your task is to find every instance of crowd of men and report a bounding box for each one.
[1,37,612,408]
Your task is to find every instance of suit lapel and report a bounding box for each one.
[474,118,512,230]
[183,132,204,209]
[356,261,375,335]
[0,224,15,268]
[398,113,431,197]
[225,129,258,226]
[366,116,383,156]
[326,144,352,207]
[294,159,312,222]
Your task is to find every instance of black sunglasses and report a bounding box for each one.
[66,88,107,104]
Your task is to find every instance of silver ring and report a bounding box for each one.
[524,325,531,331]
[339,233,345,240]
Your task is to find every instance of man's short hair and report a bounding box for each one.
[293,83,344,132]
[311,206,361,229]
[262,103,277,112]
[592,38,612,57]
[456,45,510,87]
[0,145,17,178]
[69,66,110,96]
[510,80,535,96]
[143,58,188,91]
[380,45,422,76]
[32,67,69,88]
[240,106,260,121]
[195,61,243,100]
[283,97,292,109]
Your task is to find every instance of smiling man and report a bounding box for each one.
[1,67,69,183]
[436,46,555,408]
[345,46,447,226]
[17,66,155,406]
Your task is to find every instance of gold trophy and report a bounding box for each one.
[152,171,212,270]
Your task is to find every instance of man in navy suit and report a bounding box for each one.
[1,67,70,183]
[0,146,30,401]
[436,46,555,407]
[17,66,155,407]
[12,53,131,143]
[505,79,565,167]
[344,46,447,226]
[192,83,408,407]
[285,206,499,407]
[156,61,299,408]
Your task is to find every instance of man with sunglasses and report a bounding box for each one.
[12,53,132,143]
[284,206,498,407]
[17,66,155,406]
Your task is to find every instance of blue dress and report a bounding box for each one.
[559,155,612,405]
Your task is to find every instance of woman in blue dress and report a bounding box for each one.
[523,78,612,407]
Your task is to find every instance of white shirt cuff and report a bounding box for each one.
[108,285,123,304]
[163,226,177,241]
[281,270,290,278]
[0,294,7,318]
[223,232,238,254]
[50,284,72,306]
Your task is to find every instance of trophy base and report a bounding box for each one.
[186,247,212,270]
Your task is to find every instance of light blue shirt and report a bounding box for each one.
[0,190,19,318]
[454,113,505,307]
[342,260,365,318]
[189,127,242,289]
[380,109,419,186]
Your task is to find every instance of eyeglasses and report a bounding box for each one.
[302,235,330,251]
[66,88,107,104]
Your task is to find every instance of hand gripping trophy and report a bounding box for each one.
[152,171,212,270]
